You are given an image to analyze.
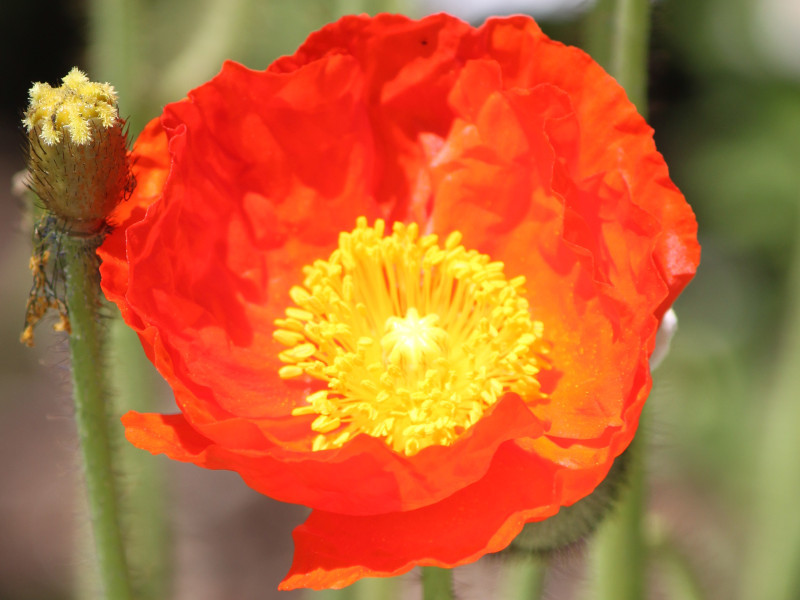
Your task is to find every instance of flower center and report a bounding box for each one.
[274,217,549,456]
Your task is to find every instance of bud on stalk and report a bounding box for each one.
[19,68,135,600]
[21,67,134,345]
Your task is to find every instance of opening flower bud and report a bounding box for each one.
[23,67,134,235]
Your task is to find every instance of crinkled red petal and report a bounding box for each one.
[105,55,383,424]
[279,441,561,590]
[122,393,545,514]
[274,13,698,315]
[99,117,171,332]
[427,56,662,504]
[468,16,699,315]
[100,54,557,515]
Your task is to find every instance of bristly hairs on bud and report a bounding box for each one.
[20,67,135,346]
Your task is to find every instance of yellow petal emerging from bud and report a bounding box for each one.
[23,68,134,235]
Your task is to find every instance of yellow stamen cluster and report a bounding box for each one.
[23,67,118,146]
[274,217,549,456]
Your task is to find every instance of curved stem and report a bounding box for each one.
[421,567,454,600]
[63,234,133,600]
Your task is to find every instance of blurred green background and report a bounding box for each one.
[1,0,799,599]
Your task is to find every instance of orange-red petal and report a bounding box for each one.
[122,393,546,515]
[280,442,562,590]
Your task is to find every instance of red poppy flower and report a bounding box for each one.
[99,12,699,590]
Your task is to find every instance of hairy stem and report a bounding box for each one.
[63,234,133,600]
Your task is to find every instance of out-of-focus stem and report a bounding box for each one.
[155,0,247,106]
[110,319,172,600]
[421,567,454,600]
[587,440,646,600]
[352,577,398,600]
[87,0,141,129]
[741,219,800,599]
[63,234,133,600]
[504,558,547,600]
[581,1,651,598]
[583,0,651,114]
[304,576,398,600]
[648,520,707,600]
[86,3,172,597]
[335,0,367,15]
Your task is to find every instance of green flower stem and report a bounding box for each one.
[741,214,800,599]
[110,319,172,600]
[504,558,547,600]
[63,234,133,600]
[309,586,356,599]
[648,521,707,600]
[583,0,652,114]
[155,0,247,108]
[334,0,367,16]
[87,3,172,596]
[582,1,651,598]
[87,0,141,127]
[307,576,398,600]
[587,440,646,600]
[421,567,454,600]
[352,577,398,600]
